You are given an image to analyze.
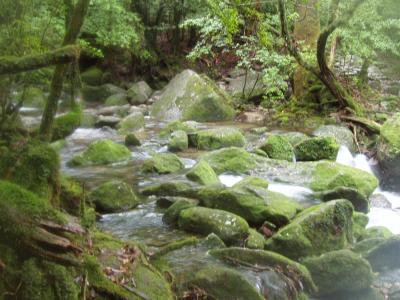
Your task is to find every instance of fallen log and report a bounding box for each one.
[340,115,382,134]
[0,45,80,75]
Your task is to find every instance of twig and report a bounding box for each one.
[122,285,150,300]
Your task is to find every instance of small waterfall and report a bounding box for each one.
[336,145,373,174]
[219,174,244,187]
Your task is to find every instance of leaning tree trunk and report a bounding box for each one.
[39,0,90,141]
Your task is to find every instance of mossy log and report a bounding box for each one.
[340,115,382,134]
[0,45,80,75]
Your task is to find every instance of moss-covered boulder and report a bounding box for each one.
[294,137,339,161]
[377,113,400,190]
[89,180,140,213]
[68,139,131,166]
[82,83,125,103]
[104,93,129,106]
[127,81,153,105]
[124,133,141,146]
[199,147,257,174]
[265,200,354,260]
[141,153,184,174]
[163,198,198,224]
[233,176,269,190]
[311,162,379,198]
[260,135,294,161]
[159,120,199,138]
[116,112,145,134]
[196,186,301,226]
[362,235,400,271]
[315,186,369,213]
[245,228,265,249]
[210,247,317,293]
[178,207,249,244]
[168,130,188,152]
[313,125,355,151]
[52,110,81,141]
[0,140,60,201]
[364,226,393,240]
[281,132,310,147]
[303,250,374,296]
[186,161,220,185]
[151,69,235,122]
[81,67,105,86]
[185,266,264,300]
[353,212,369,241]
[193,128,246,150]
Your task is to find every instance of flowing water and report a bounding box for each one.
[25,107,399,299]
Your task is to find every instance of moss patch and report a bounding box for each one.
[141,153,184,174]
[260,135,294,161]
[186,160,220,185]
[295,137,339,161]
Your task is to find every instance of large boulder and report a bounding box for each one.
[259,135,294,161]
[199,147,258,174]
[151,69,235,122]
[313,125,355,151]
[116,112,145,134]
[89,180,140,213]
[195,186,301,226]
[193,128,246,150]
[210,247,317,293]
[186,161,220,185]
[303,250,374,296]
[185,266,264,300]
[127,81,153,105]
[178,207,249,245]
[163,198,198,224]
[311,162,379,198]
[225,70,266,101]
[377,113,400,190]
[265,200,354,260]
[141,153,184,174]
[294,137,339,161]
[68,139,131,166]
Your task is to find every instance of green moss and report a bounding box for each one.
[186,160,220,185]
[159,120,198,137]
[265,200,354,260]
[59,175,83,215]
[117,112,145,134]
[89,180,140,213]
[152,237,199,259]
[185,266,264,300]
[0,139,60,201]
[199,147,257,174]
[163,198,198,224]
[22,86,46,108]
[168,130,188,152]
[140,181,193,197]
[193,128,246,150]
[19,259,54,300]
[316,186,369,213]
[363,235,400,271]
[125,133,141,146]
[210,247,317,293]
[364,226,393,240]
[178,207,249,245]
[281,132,310,147]
[245,228,265,249]
[233,176,269,190]
[82,83,124,103]
[81,67,104,86]
[68,139,131,166]
[295,137,339,161]
[260,135,294,161]
[353,212,369,241]
[104,93,129,106]
[141,153,184,174]
[311,162,379,198]
[303,250,374,296]
[52,110,81,141]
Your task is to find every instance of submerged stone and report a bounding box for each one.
[141,153,184,174]
[151,69,235,122]
[89,180,140,213]
[68,139,131,166]
[303,249,374,296]
[294,136,339,161]
[178,207,249,245]
[186,161,220,186]
[265,200,354,260]
[311,161,379,198]
[260,135,294,161]
[193,128,246,150]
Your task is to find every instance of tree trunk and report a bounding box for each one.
[0,46,80,75]
[39,0,90,141]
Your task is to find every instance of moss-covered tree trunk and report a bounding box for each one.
[293,0,320,99]
[39,0,90,141]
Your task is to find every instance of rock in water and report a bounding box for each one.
[265,200,354,260]
[168,130,189,152]
[303,249,374,296]
[259,135,294,161]
[178,207,249,245]
[151,69,235,122]
[127,81,153,105]
[294,136,339,161]
[313,125,355,152]
[141,153,184,174]
[89,180,140,213]
[192,128,246,150]
[186,161,220,185]
[377,113,400,191]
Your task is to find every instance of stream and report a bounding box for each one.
[22,109,400,299]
